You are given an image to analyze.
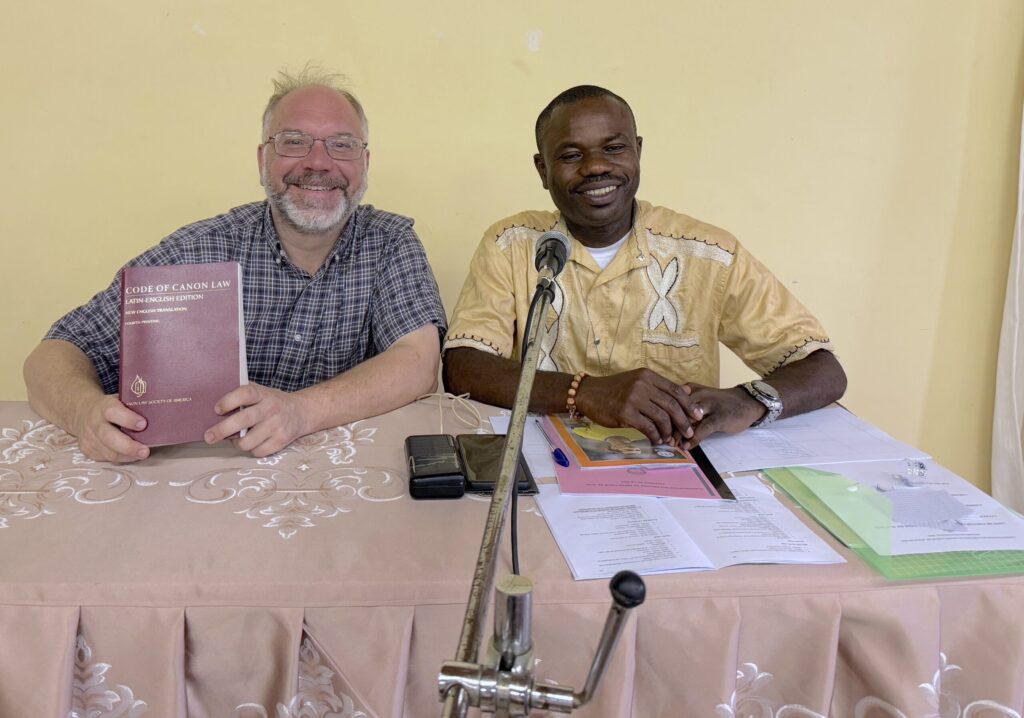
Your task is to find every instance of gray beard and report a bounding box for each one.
[263,169,367,235]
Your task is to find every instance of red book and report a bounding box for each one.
[118,262,248,446]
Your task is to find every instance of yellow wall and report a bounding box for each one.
[2,1,1021,491]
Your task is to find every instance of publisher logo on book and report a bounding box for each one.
[130,375,148,398]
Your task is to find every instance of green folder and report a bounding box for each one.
[764,467,1024,580]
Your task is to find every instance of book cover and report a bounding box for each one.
[542,414,733,500]
[118,262,248,446]
[545,413,695,468]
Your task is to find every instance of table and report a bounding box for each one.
[2,399,1023,718]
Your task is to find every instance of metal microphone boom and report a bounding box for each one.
[438,232,645,717]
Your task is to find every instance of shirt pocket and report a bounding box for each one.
[640,330,705,385]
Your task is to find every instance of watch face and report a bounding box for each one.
[752,381,781,401]
[743,381,783,428]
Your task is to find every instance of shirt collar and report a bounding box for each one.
[555,200,649,276]
[260,202,288,264]
[259,201,361,274]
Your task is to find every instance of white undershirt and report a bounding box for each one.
[583,232,630,270]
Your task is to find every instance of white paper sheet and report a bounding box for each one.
[700,405,928,474]
[534,485,713,579]
[795,460,1024,556]
[534,477,844,580]
[663,476,845,567]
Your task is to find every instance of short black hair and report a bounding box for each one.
[535,85,636,153]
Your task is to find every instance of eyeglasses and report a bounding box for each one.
[265,131,368,161]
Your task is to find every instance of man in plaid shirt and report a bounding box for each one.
[24,68,446,463]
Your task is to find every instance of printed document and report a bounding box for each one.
[788,460,1024,556]
[534,477,844,580]
[701,405,928,474]
[663,476,844,568]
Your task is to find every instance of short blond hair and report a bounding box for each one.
[262,64,368,139]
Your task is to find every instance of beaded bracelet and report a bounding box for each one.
[566,371,588,422]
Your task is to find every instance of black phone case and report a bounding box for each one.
[404,434,465,499]
[456,434,538,495]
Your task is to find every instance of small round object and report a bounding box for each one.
[610,570,646,608]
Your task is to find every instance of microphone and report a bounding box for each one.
[534,231,571,289]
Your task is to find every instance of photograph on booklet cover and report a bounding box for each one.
[119,261,248,446]
[546,413,698,467]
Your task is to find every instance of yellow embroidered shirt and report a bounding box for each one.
[444,200,834,387]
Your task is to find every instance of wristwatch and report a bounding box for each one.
[739,380,783,428]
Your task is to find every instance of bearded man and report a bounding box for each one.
[24,67,446,462]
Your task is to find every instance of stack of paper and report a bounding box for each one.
[768,461,1024,557]
[700,405,927,474]
[534,476,845,580]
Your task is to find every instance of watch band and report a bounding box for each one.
[740,380,783,428]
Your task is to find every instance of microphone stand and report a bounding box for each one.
[438,268,645,717]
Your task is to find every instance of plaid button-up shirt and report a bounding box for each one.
[47,202,447,395]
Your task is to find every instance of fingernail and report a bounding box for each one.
[137,448,148,459]
[135,419,146,430]
[204,432,214,443]
[685,428,694,438]
[693,406,704,418]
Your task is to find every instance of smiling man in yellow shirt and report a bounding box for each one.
[443,85,846,449]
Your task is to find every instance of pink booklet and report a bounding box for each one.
[541,415,733,500]
[119,262,248,446]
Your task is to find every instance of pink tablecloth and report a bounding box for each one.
[1,399,1023,718]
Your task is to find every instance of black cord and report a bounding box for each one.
[521,284,549,364]
[510,285,550,576]
[511,488,519,575]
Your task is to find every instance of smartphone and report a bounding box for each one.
[456,434,537,495]
[404,434,465,499]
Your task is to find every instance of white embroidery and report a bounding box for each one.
[961,704,1023,718]
[912,653,1022,718]
[775,339,835,369]
[68,636,147,718]
[645,257,680,332]
[234,637,368,718]
[646,233,734,266]
[171,423,401,539]
[0,421,153,528]
[494,225,532,252]
[0,420,79,463]
[256,422,377,466]
[852,697,908,718]
[441,335,502,356]
[714,655,1021,718]
[714,663,826,718]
